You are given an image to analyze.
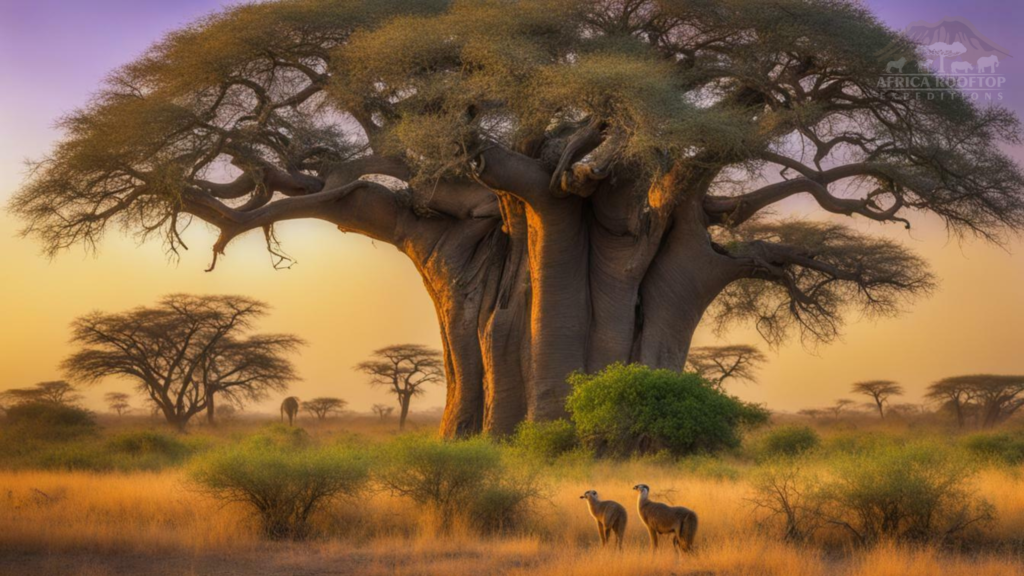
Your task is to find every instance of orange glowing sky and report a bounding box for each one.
[2,1,1023,417]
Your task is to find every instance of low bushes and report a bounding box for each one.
[376,435,540,532]
[567,363,769,456]
[961,432,1024,466]
[190,442,369,539]
[2,402,97,442]
[749,442,993,545]
[757,426,821,458]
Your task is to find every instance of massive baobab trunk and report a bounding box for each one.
[389,162,740,437]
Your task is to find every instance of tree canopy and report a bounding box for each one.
[63,294,303,430]
[9,0,1024,436]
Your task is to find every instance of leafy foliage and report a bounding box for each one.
[510,419,580,461]
[375,435,539,530]
[191,441,369,539]
[566,363,768,456]
[757,426,821,458]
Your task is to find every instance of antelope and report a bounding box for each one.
[633,484,698,553]
[580,490,627,549]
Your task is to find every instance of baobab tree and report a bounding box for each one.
[10,1,1024,437]
[685,344,767,391]
[851,380,904,419]
[104,392,132,416]
[372,404,395,421]
[356,344,444,430]
[63,294,303,431]
[303,397,348,421]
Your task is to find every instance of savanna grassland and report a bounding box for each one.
[1,413,1023,576]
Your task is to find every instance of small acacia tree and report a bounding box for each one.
[942,375,1024,428]
[851,380,903,419]
[684,344,767,391]
[104,392,132,416]
[372,403,394,421]
[63,294,303,431]
[303,397,347,421]
[1,381,82,407]
[829,399,856,419]
[356,344,444,430]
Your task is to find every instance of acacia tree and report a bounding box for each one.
[63,294,303,431]
[0,381,82,407]
[356,344,444,430]
[104,391,133,416]
[303,397,348,421]
[372,403,395,421]
[828,399,856,419]
[934,375,1024,428]
[10,1,1024,437]
[851,380,903,419]
[925,378,977,428]
[685,344,767,391]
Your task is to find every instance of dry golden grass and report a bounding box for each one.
[2,459,1023,576]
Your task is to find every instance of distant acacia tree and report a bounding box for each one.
[685,345,767,391]
[356,345,444,430]
[372,404,394,421]
[935,375,1024,428]
[1,381,81,407]
[926,378,978,428]
[797,408,825,420]
[829,399,856,419]
[303,397,348,421]
[12,0,1024,438]
[63,294,303,431]
[104,392,132,416]
[851,381,904,419]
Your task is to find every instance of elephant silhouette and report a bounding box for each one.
[886,57,907,73]
[977,55,1000,74]
[950,61,974,74]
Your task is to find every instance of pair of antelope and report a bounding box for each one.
[580,484,698,553]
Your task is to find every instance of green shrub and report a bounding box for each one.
[759,426,820,458]
[376,436,538,530]
[3,402,97,441]
[190,443,369,539]
[511,419,578,460]
[961,432,1024,466]
[107,430,189,458]
[819,442,993,543]
[566,363,769,456]
[243,423,311,450]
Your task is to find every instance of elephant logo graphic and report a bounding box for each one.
[950,61,974,74]
[977,55,1000,73]
[886,57,907,73]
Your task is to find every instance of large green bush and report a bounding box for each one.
[376,435,539,531]
[758,426,821,458]
[566,363,769,456]
[190,442,369,539]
